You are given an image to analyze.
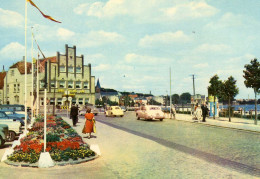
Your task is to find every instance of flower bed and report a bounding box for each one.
[6,115,97,166]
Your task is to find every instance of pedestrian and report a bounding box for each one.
[70,103,78,127]
[170,104,176,119]
[201,103,209,122]
[82,108,96,139]
[196,105,202,122]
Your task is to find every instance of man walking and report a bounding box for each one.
[201,103,209,122]
[70,103,78,126]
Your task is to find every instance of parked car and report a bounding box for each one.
[79,106,99,116]
[120,106,127,112]
[0,120,22,141]
[0,124,8,147]
[2,109,30,124]
[0,111,25,126]
[136,105,164,121]
[105,106,124,117]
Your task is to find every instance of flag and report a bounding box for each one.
[27,0,61,23]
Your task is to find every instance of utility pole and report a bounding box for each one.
[192,74,195,96]
[53,66,56,116]
[169,67,172,119]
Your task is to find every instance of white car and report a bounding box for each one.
[105,106,124,117]
[136,105,164,121]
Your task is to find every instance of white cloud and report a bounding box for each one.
[193,63,208,68]
[139,31,190,47]
[57,28,75,40]
[93,64,111,71]
[163,1,218,20]
[0,8,24,28]
[194,43,233,54]
[0,42,25,60]
[78,30,125,47]
[125,53,171,65]
[74,0,218,22]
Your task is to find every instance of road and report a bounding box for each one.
[91,111,260,177]
[0,111,259,179]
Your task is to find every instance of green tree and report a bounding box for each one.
[243,58,260,125]
[208,75,222,119]
[172,94,180,104]
[221,76,239,122]
[180,92,191,104]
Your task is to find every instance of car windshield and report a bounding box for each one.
[114,107,120,109]
[149,107,160,110]
[4,111,14,115]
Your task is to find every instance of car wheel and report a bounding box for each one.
[6,131,16,142]
[0,136,5,147]
[160,119,163,121]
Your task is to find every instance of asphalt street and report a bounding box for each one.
[0,111,259,179]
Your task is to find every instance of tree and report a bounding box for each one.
[172,94,180,104]
[208,75,222,119]
[243,58,260,125]
[221,76,239,122]
[180,92,191,104]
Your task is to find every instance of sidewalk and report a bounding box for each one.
[173,113,260,132]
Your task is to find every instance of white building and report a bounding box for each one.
[2,44,95,109]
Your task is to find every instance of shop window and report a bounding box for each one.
[50,98,55,105]
[85,98,89,105]
[78,98,83,105]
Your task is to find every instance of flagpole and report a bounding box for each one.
[31,27,34,122]
[36,52,39,116]
[24,0,28,134]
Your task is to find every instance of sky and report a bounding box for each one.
[0,0,260,99]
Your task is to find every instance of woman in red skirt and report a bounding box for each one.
[83,108,95,138]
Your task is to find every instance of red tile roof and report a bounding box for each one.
[38,56,57,72]
[10,61,32,74]
[0,72,6,89]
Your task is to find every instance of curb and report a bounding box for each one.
[172,118,260,133]
[4,153,99,168]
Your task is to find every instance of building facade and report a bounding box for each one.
[2,44,95,108]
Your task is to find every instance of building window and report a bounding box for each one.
[78,98,83,105]
[15,96,19,103]
[51,81,56,88]
[68,81,73,89]
[40,81,45,88]
[14,84,16,93]
[76,67,81,73]
[85,98,89,105]
[17,84,20,92]
[60,65,65,72]
[59,81,65,88]
[72,98,76,104]
[41,98,44,106]
[50,98,55,105]
[83,82,88,89]
[68,66,74,73]
[57,98,62,105]
[11,70,14,76]
[76,81,81,89]
[7,85,9,94]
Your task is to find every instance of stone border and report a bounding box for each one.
[4,152,99,168]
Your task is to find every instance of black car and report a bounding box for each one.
[0,111,25,126]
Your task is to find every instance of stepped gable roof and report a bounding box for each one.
[0,72,6,89]
[10,61,32,74]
